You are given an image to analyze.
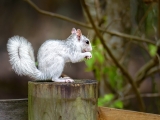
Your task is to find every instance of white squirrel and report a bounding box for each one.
[7,28,92,82]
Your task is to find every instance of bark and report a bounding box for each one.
[28,80,98,120]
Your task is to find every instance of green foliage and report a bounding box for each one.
[98,94,123,109]
[85,38,124,108]
[98,94,114,106]
[148,44,157,57]
[112,100,123,109]
[104,66,123,90]
[86,38,124,88]
[85,38,104,80]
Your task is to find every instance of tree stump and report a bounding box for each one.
[28,80,98,120]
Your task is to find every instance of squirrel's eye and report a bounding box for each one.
[86,40,89,44]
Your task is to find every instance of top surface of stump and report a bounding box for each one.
[29,79,97,85]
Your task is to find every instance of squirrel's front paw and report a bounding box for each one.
[52,78,74,82]
[85,52,92,60]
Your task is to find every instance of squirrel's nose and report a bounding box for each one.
[89,47,92,52]
[87,48,92,52]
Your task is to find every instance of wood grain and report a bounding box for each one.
[28,80,98,120]
[98,107,160,120]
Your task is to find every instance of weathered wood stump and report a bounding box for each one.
[0,99,28,120]
[28,80,98,120]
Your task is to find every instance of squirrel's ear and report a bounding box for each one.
[76,29,82,40]
[71,28,77,34]
[76,29,82,36]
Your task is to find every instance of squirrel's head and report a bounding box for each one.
[71,28,92,53]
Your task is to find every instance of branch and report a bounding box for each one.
[134,3,154,35]
[135,56,158,86]
[107,93,160,107]
[145,67,160,78]
[123,57,158,97]
[25,0,156,45]
[81,0,145,112]
[120,4,154,63]
[119,93,160,101]
[106,30,155,45]
[137,56,160,82]
[121,4,157,98]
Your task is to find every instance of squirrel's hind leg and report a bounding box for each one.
[52,78,74,82]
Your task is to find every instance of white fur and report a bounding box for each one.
[7,36,42,79]
[7,32,92,82]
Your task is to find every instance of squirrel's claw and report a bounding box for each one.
[85,56,92,60]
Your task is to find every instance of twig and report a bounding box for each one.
[135,57,158,86]
[94,0,100,22]
[25,0,156,45]
[81,0,145,112]
[146,67,160,77]
[102,19,122,36]
[119,93,160,101]
[107,93,160,107]
[121,4,156,98]
[120,4,154,63]
[134,3,154,35]
[106,31,155,45]
[25,0,90,28]
[111,93,160,104]
[121,57,158,97]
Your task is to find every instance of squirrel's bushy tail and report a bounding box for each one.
[7,36,42,80]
